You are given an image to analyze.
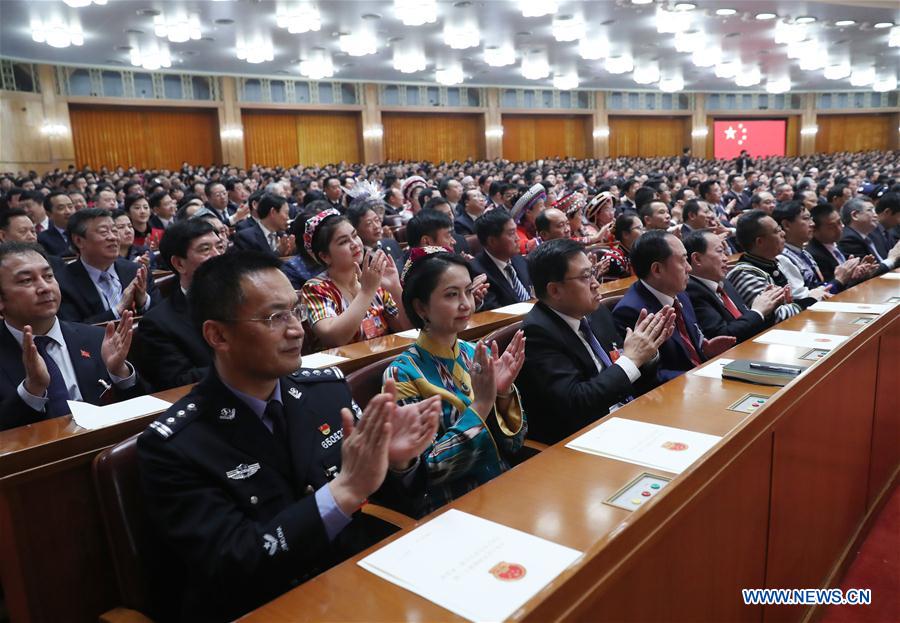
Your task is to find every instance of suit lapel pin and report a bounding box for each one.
[80,349,91,358]
[219,407,236,420]
[226,462,260,480]
[319,423,331,435]
[288,387,302,399]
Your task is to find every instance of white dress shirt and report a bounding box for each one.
[81,258,150,318]
[484,249,521,289]
[640,280,676,308]
[547,307,641,382]
[693,275,764,320]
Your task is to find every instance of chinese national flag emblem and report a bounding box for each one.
[714,120,786,159]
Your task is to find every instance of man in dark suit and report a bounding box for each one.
[232,193,294,256]
[808,203,855,283]
[613,231,735,386]
[37,191,76,256]
[838,198,900,277]
[423,197,470,255]
[453,189,486,236]
[147,189,176,231]
[470,209,532,311]
[133,220,221,390]
[873,192,900,257]
[683,231,781,343]
[58,208,159,324]
[519,239,672,444]
[0,242,143,431]
[137,251,439,621]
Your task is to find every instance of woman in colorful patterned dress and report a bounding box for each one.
[299,209,411,350]
[603,213,645,278]
[383,247,527,517]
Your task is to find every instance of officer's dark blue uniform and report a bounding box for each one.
[137,365,414,622]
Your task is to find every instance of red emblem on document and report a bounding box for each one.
[814,338,832,343]
[489,562,527,581]
[80,350,91,358]
[318,423,331,436]
[661,441,688,451]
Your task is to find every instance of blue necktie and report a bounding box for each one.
[578,318,634,403]
[32,335,70,418]
[831,245,846,264]
[504,264,530,303]
[98,272,121,311]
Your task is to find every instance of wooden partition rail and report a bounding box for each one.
[241,273,900,623]
[0,275,634,623]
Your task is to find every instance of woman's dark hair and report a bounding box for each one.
[613,213,641,244]
[123,193,147,214]
[347,202,376,229]
[311,213,350,264]
[401,252,475,329]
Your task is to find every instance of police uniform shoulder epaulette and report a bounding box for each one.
[148,396,203,440]
[289,366,346,383]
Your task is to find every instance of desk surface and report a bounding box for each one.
[240,272,899,622]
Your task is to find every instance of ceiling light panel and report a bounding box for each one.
[519,0,557,18]
[275,2,322,34]
[605,54,634,74]
[31,17,84,48]
[633,62,660,84]
[734,66,761,86]
[578,38,609,60]
[521,49,550,79]
[435,64,464,85]
[339,31,377,56]
[153,12,202,43]
[552,71,579,90]
[443,20,479,49]
[300,48,334,79]
[394,0,437,26]
[551,15,585,42]
[656,6,692,34]
[236,35,274,63]
[484,45,515,67]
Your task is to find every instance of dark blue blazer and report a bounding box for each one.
[685,276,768,343]
[838,226,891,276]
[454,212,477,236]
[233,220,277,255]
[0,320,145,430]
[37,227,71,257]
[58,258,160,324]
[613,280,705,386]
[470,251,532,311]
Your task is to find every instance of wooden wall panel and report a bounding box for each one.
[69,105,220,169]
[241,111,299,167]
[608,116,690,157]
[502,115,590,160]
[382,113,484,162]
[785,115,800,157]
[296,112,361,166]
[0,94,51,169]
[815,113,894,153]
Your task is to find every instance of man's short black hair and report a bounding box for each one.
[43,190,69,212]
[826,184,848,204]
[772,200,805,227]
[623,178,639,194]
[810,202,838,228]
[0,208,30,231]
[257,192,287,219]
[67,207,112,239]
[148,189,169,210]
[188,251,282,330]
[634,186,657,210]
[682,199,703,221]
[158,219,216,267]
[475,208,513,246]
[683,230,714,261]
[535,209,553,234]
[698,180,718,200]
[874,192,900,215]
[630,230,674,279]
[526,238,585,299]
[0,241,48,270]
[406,209,452,247]
[423,196,451,212]
[735,209,771,251]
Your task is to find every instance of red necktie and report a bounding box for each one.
[674,301,702,366]
[717,285,742,319]
[35,223,44,234]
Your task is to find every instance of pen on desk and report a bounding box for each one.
[748,362,801,375]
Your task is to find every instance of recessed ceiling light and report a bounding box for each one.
[516,31,532,36]
[342,62,355,68]
[182,50,197,56]
[136,9,160,16]
[834,20,855,26]
[873,22,894,29]
[674,3,696,10]
[631,0,653,4]
[388,36,404,42]
[795,16,816,24]
[275,70,289,75]
[105,59,125,65]
[755,13,776,20]
[116,45,132,51]
[715,8,737,16]
[214,18,234,25]
[125,28,144,34]
[725,32,740,38]
[834,38,848,44]
[600,19,616,25]
[361,13,381,20]
[200,36,215,42]
[453,1,472,6]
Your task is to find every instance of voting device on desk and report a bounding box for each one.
[721,359,808,387]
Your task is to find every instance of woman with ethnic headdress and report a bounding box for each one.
[580,191,617,244]
[603,213,646,278]
[298,208,412,349]
[511,183,547,254]
[345,180,405,268]
[383,246,527,516]
[552,191,606,246]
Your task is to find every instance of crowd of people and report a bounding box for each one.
[1,149,899,621]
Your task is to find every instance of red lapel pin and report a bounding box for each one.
[81,349,91,358]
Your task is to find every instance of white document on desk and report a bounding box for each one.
[394,328,420,339]
[808,302,894,314]
[690,358,734,379]
[753,329,848,350]
[877,272,900,280]
[492,302,534,315]
[300,352,349,368]
[566,417,722,474]
[358,509,582,622]
[69,395,171,430]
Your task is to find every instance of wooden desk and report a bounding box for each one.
[0,277,639,622]
[240,273,899,623]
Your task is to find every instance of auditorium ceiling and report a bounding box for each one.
[0,0,897,93]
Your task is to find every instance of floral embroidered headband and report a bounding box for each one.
[400,245,454,285]
[303,208,341,261]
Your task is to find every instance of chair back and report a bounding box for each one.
[465,234,482,256]
[600,294,624,312]
[481,320,523,354]
[393,225,407,245]
[346,356,396,409]
[383,214,403,229]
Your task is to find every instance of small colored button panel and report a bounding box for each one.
[606,473,672,511]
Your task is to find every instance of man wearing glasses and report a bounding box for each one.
[138,251,440,622]
[517,239,674,445]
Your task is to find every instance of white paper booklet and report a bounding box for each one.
[877,272,900,280]
[358,509,582,622]
[394,328,420,339]
[690,358,734,379]
[300,352,349,369]
[808,302,893,314]
[69,395,171,430]
[753,329,848,350]
[492,302,535,315]
[566,417,722,474]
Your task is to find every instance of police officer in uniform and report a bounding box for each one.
[137,252,440,622]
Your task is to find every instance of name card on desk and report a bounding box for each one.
[808,302,894,314]
[359,509,582,622]
[68,395,171,430]
[300,352,349,369]
[753,329,848,350]
[690,358,735,379]
[492,302,535,315]
[566,417,722,474]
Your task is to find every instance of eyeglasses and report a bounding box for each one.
[236,304,307,329]
[561,266,602,284]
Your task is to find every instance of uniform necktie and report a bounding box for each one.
[98,272,121,311]
[266,399,287,438]
[504,263,529,302]
[268,232,278,251]
[800,249,825,284]
[35,222,44,234]
[32,335,70,418]
[717,285,742,319]
[865,236,885,262]
[578,318,634,403]
[830,245,846,264]
[673,300,702,367]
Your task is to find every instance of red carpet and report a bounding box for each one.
[819,485,900,623]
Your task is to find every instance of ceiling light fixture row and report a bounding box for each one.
[31,17,84,48]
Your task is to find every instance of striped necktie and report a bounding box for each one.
[504,264,530,302]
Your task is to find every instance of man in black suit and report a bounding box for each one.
[133,220,221,390]
[519,239,672,445]
[838,198,900,277]
[683,230,781,343]
[873,192,900,256]
[137,251,439,621]
[37,191,76,256]
[233,193,295,256]
[423,197,470,255]
[58,208,159,324]
[0,242,143,431]
[470,209,533,311]
[148,189,176,231]
[808,203,856,283]
[454,189,486,236]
